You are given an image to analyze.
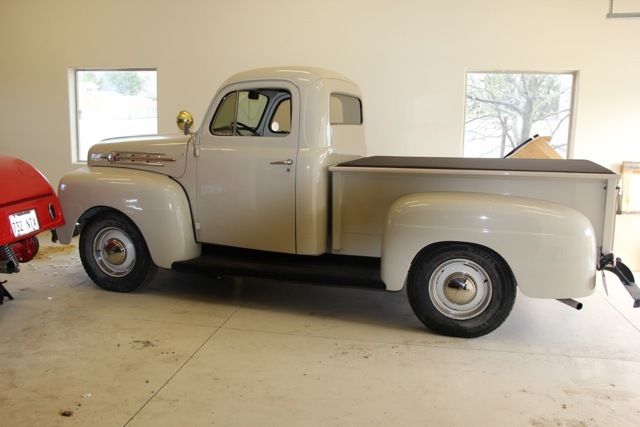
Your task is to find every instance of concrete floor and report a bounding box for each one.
[1,240,640,427]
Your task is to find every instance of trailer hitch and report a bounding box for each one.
[599,254,640,308]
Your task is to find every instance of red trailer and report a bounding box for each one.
[0,155,65,303]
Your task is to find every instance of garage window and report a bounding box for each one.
[71,69,157,162]
[463,72,576,158]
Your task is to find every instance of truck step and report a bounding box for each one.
[172,245,386,290]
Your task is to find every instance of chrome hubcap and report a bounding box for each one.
[93,227,136,277]
[428,258,492,320]
[104,238,127,265]
[443,274,477,305]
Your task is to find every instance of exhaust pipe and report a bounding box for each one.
[0,260,17,274]
[557,298,583,310]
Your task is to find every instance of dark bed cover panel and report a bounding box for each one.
[336,156,615,175]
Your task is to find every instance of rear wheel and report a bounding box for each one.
[79,212,157,292]
[407,244,516,338]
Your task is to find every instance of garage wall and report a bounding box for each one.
[1,0,639,185]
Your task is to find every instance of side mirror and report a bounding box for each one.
[176,110,194,135]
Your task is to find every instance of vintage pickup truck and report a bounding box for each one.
[56,67,638,337]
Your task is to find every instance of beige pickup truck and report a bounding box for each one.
[57,67,638,337]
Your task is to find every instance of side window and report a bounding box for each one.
[210,89,290,137]
[330,94,362,125]
[269,99,291,134]
[210,92,238,135]
[236,91,269,133]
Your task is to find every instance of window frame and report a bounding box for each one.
[462,70,578,159]
[69,67,158,163]
[607,0,640,18]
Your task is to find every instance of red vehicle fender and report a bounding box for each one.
[0,155,65,250]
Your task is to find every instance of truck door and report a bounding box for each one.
[196,82,299,253]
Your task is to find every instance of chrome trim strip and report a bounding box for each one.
[92,151,176,167]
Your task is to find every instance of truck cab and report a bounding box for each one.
[190,68,365,255]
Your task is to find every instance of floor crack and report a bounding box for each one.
[595,286,640,336]
[123,305,241,426]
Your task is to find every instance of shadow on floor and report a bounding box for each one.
[140,268,428,334]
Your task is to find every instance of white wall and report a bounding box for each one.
[2,0,640,268]
[1,0,639,185]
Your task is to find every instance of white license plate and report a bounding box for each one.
[9,209,40,237]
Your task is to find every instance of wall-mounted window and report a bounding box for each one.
[622,161,640,214]
[71,69,157,162]
[607,0,640,18]
[463,72,576,158]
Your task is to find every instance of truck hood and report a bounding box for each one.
[87,134,192,178]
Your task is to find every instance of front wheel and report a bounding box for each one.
[79,212,157,292]
[407,244,516,338]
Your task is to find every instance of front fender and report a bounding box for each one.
[58,167,200,268]
[381,192,597,298]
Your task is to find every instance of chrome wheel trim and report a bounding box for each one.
[93,227,136,277]
[428,258,492,320]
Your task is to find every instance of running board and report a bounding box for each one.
[172,245,386,290]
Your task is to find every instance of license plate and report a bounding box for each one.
[9,209,40,237]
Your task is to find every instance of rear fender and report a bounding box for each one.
[381,192,597,298]
[57,167,200,268]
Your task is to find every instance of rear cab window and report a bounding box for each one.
[330,94,362,125]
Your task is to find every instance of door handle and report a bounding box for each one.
[270,159,294,165]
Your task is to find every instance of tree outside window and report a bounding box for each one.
[463,72,575,158]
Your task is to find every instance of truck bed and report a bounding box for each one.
[330,156,619,258]
[336,156,614,175]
